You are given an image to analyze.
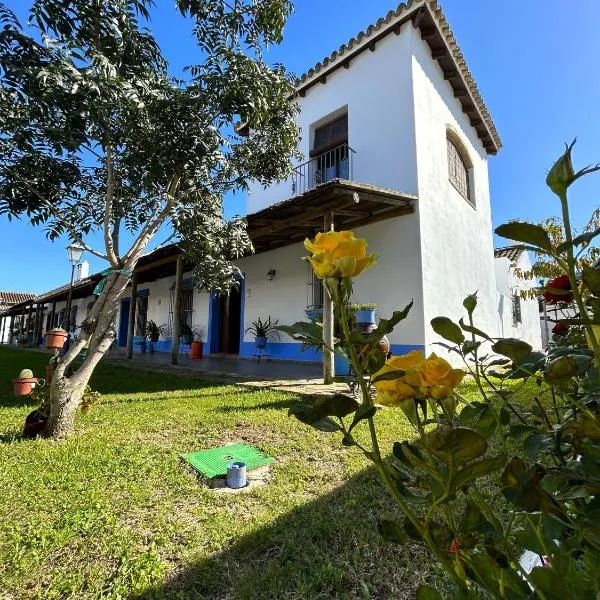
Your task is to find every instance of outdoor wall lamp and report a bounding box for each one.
[267,268,276,282]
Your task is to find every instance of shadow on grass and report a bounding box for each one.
[132,466,434,600]
[213,397,296,414]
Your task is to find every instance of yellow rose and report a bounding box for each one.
[304,231,378,279]
[419,353,465,400]
[373,351,425,406]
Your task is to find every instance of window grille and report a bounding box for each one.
[135,296,148,336]
[447,136,472,203]
[307,264,324,308]
[512,293,522,326]
[312,114,348,156]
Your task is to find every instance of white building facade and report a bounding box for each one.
[0,1,542,367]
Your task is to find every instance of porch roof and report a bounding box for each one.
[246,179,418,254]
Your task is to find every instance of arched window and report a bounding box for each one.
[446,131,473,205]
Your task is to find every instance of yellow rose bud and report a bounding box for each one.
[304,230,378,279]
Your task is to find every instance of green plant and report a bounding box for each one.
[245,317,280,341]
[350,302,378,311]
[281,143,600,599]
[145,321,166,341]
[18,369,33,379]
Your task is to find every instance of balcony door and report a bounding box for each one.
[311,114,349,185]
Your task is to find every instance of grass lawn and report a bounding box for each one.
[0,346,441,600]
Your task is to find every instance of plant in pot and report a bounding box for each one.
[145,320,165,353]
[305,305,324,323]
[180,322,194,345]
[13,368,39,397]
[350,302,378,325]
[45,327,68,350]
[245,317,280,350]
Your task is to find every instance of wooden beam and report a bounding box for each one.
[126,273,138,359]
[134,254,180,274]
[322,211,334,384]
[420,27,437,40]
[26,302,34,345]
[343,59,351,69]
[338,204,414,230]
[319,74,326,85]
[369,41,376,52]
[171,256,184,365]
[8,314,15,345]
[431,47,446,59]
[453,88,468,98]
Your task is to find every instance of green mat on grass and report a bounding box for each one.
[181,443,274,478]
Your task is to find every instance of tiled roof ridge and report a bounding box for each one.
[295,0,501,151]
[0,291,35,305]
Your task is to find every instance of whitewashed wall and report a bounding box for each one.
[410,29,499,358]
[247,25,419,213]
[495,252,543,350]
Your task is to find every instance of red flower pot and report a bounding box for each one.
[191,340,203,360]
[13,377,38,397]
[45,329,68,350]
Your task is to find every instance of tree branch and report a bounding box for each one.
[103,141,119,266]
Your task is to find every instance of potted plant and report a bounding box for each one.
[13,368,39,397]
[305,306,323,323]
[191,327,204,360]
[180,322,194,345]
[351,302,378,325]
[145,320,165,353]
[45,327,68,350]
[244,316,280,350]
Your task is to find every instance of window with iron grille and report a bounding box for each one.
[180,288,194,328]
[135,296,148,336]
[512,293,522,326]
[447,136,472,204]
[312,114,348,157]
[307,264,324,308]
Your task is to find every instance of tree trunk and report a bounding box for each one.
[43,271,129,439]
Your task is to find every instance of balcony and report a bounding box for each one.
[292,143,356,196]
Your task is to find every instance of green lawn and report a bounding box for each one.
[0,347,440,600]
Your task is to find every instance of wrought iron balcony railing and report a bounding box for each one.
[291,143,356,196]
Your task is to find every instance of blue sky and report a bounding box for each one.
[1,0,600,293]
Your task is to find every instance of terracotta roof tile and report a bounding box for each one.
[295,0,501,154]
[494,246,524,264]
[0,291,35,306]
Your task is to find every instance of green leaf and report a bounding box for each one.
[462,293,478,316]
[492,338,533,362]
[582,264,600,297]
[557,227,600,253]
[495,222,554,252]
[416,585,443,600]
[453,453,507,489]
[288,394,360,431]
[544,355,578,384]
[431,317,465,344]
[459,402,498,438]
[371,369,406,384]
[423,426,487,466]
[461,341,482,356]
[366,301,413,343]
[348,403,377,432]
[459,318,492,341]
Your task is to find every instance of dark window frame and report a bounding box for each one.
[446,131,474,207]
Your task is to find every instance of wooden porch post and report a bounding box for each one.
[0,314,5,344]
[49,300,56,330]
[26,302,34,344]
[8,314,15,345]
[33,303,43,346]
[323,211,335,384]
[171,256,184,365]
[126,273,138,359]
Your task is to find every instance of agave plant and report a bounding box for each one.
[244,316,280,341]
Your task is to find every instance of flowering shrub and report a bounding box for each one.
[279,142,600,599]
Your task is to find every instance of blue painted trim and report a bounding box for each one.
[208,293,220,353]
[390,344,426,356]
[240,341,321,362]
[137,288,150,298]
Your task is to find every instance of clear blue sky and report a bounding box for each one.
[2,0,600,294]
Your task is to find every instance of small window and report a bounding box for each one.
[447,133,473,205]
[135,296,148,337]
[307,264,324,309]
[512,293,522,326]
[312,114,348,157]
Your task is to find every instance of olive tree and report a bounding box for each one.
[0,0,299,437]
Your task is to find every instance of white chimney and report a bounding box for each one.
[77,261,90,281]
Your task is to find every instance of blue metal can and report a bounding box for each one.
[226,461,247,489]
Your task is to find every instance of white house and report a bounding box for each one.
[494,247,542,349]
[0,1,542,374]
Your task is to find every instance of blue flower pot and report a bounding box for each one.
[255,336,268,350]
[334,353,351,377]
[305,308,323,323]
[355,309,376,324]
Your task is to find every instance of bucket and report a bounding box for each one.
[226,461,247,489]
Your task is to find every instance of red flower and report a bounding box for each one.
[449,539,462,553]
[544,275,573,304]
[552,322,569,336]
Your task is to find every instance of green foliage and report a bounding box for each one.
[145,320,166,341]
[244,316,280,340]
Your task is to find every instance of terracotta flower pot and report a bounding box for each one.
[45,329,68,350]
[13,377,38,397]
[191,340,203,360]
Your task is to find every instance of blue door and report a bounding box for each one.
[118,298,130,347]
